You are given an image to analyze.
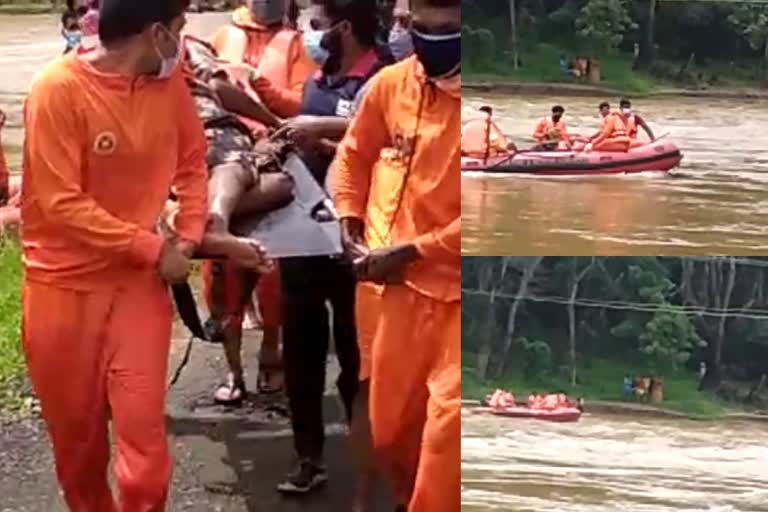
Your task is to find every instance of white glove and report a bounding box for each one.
[584,143,593,153]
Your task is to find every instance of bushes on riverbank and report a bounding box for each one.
[0,237,24,411]
[464,40,656,93]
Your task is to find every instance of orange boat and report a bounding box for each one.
[461,139,682,176]
[475,405,582,423]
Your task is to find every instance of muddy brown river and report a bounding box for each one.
[462,94,768,255]
[462,411,768,512]
[0,12,230,169]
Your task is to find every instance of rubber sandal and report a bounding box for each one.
[213,378,246,407]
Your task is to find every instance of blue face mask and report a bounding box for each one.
[64,30,82,47]
[388,26,413,62]
[303,29,329,67]
[411,29,460,78]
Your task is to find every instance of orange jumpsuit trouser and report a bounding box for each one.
[22,276,173,512]
[593,138,631,152]
[369,285,460,512]
[355,281,383,381]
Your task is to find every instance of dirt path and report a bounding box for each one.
[0,319,394,511]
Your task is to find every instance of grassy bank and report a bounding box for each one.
[462,358,727,418]
[464,42,763,95]
[0,237,24,411]
[465,43,656,94]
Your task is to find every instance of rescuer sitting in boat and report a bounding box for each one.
[483,389,515,409]
[585,98,655,152]
[461,105,517,159]
[533,105,573,151]
[587,101,613,142]
[483,389,580,411]
[617,98,655,148]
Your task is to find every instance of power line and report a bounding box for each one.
[461,288,768,320]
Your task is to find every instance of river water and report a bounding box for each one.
[462,94,768,255]
[462,411,768,512]
[0,12,230,168]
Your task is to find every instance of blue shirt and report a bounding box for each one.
[299,50,384,184]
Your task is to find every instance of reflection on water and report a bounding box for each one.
[462,95,768,255]
[0,12,229,169]
[462,411,768,512]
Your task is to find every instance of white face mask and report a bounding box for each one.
[621,107,632,115]
[155,25,181,80]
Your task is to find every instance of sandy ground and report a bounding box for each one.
[0,320,394,511]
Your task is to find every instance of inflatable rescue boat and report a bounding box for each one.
[474,405,582,422]
[461,139,682,176]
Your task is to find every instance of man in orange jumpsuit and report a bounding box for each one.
[618,97,656,148]
[204,0,317,404]
[333,0,460,509]
[461,105,515,159]
[211,0,316,129]
[347,2,413,509]
[21,1,207,510]
[587,101,612,142]
[533,104,572,151]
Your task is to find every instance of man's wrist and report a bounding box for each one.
[176,239,197,259]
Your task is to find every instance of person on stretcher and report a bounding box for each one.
[162,36,297,268]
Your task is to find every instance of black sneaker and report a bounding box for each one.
[276,459,328,494]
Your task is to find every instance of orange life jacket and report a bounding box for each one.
[605,113,631,141]
[534,116,567,142]
[461,114,509,158]
[624,113,638,139]
[542,394,559,410]
[215,25,299,135]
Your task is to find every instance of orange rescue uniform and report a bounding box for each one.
[534,116,569,145]
[211,7,315,124]
[461,112,509,158]
[21,52,207,511]
[591,112,631,152]
[334,56,460,512]
[355,159,389,379]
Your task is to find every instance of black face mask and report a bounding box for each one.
[321,25,344,76]
[411,29,460,78]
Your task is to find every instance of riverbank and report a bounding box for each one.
[463,40,768,99]
[461,360,741,419]
[0,237,23,413]
[463,76,768,100]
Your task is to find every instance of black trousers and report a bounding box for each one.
[280,255,359,461]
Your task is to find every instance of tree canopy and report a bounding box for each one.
[462,257,768,391]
